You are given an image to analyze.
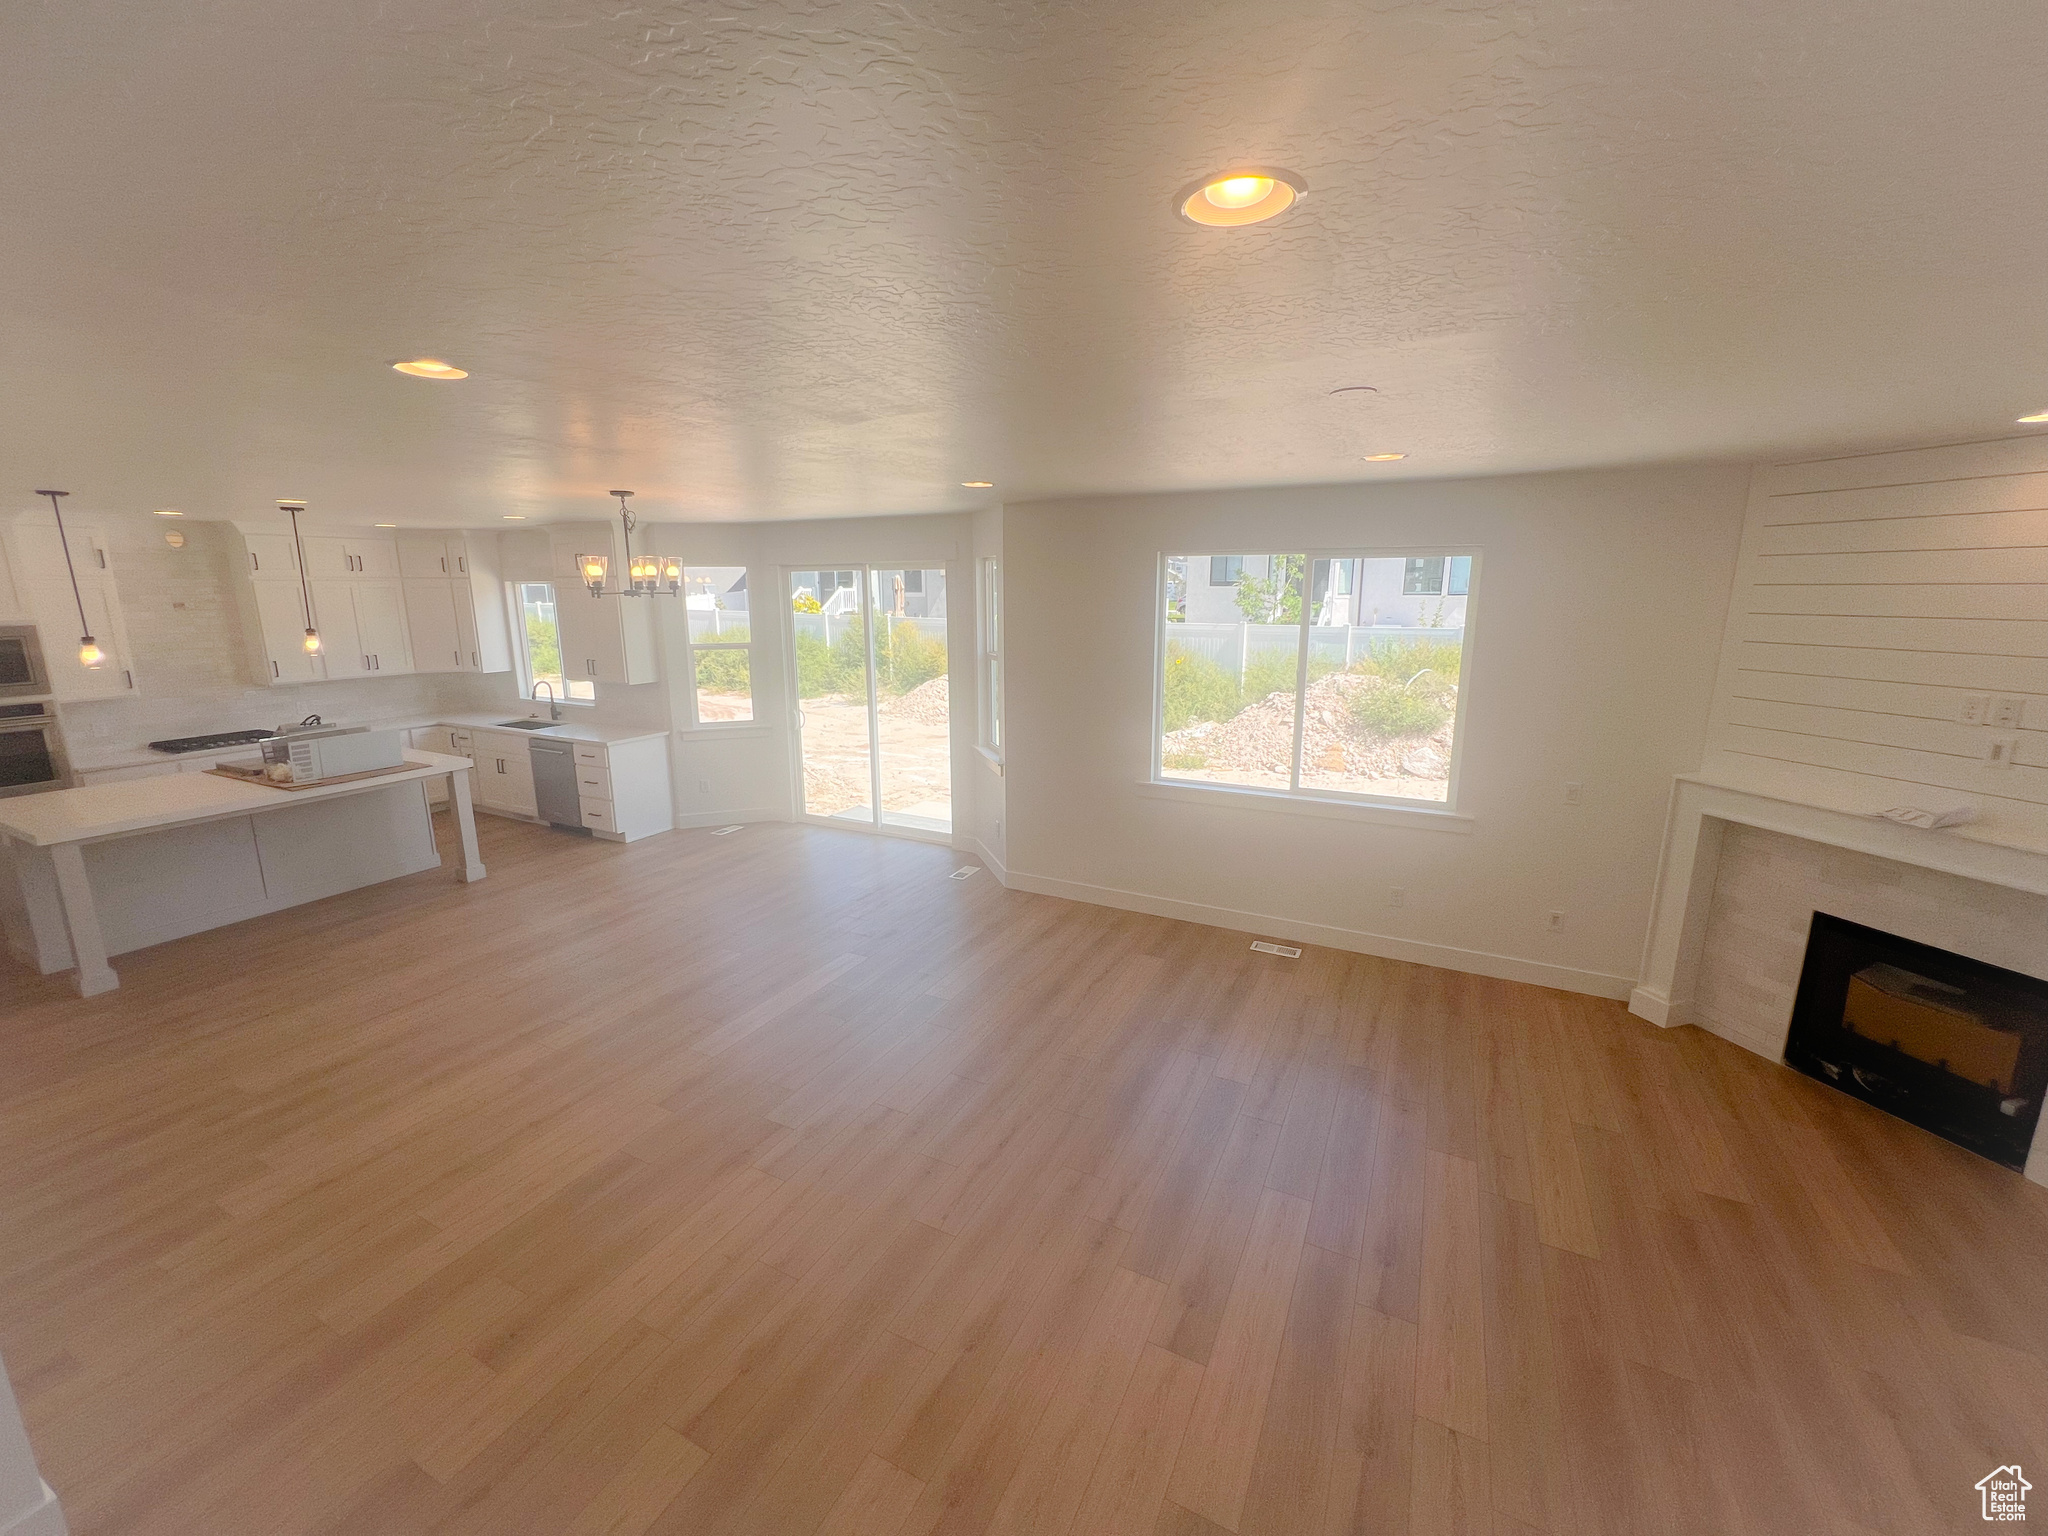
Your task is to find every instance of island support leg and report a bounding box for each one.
[449,769,486,883]
[49,843,118,997]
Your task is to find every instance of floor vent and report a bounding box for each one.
[710,826,744,836]
[1250,941,1302,958]
[949,867,979,880]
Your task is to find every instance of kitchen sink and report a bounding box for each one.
[495,719,559,730]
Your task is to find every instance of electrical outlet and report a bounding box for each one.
[1985,736,2021,768]
[1990,697,2025,728]
[697,778,708,793]
[1388,887,1405,909]
[1959,695,1992,725]
[1563,781,1583,805]
[994,819,1002,841]
[1548,910,1565,930]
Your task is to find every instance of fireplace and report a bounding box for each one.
[1785,913,2048,1171]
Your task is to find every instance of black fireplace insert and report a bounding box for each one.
[1784,912,2047,1171]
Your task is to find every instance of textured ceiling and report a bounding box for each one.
[5,0,2047,525]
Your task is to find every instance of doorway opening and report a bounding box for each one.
[787,567,951,836]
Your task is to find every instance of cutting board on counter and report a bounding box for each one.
[205,760,423,792]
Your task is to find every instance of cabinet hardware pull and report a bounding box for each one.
[271,660,279,678]
[251,552,259,572]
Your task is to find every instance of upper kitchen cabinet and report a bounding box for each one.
[300,534,399,581]
[2,511,139,699]
[548,523,660,686]
[398,533,511,674]
[232,521,511,685]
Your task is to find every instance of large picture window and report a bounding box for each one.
[1157,552,1475,806]
[684,566,753,723]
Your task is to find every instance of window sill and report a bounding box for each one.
[675,722,774,737]
[1135,778,1473,832]
[974,744,1005,776]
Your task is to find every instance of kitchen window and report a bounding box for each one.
[1158,551,1476,808]
[514,582,595,702]
[684,566,753,724]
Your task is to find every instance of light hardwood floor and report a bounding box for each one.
[1,815,2043,1535]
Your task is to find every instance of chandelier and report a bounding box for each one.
[578,491,681,597]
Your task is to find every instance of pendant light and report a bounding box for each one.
[33,489,104,668]
[578,491,682,598]
[278,500,322,655]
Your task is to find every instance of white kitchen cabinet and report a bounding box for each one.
[548,524,660,686]
[252,579,322,683]
[353,583,412,674]
[565,734,671,841]
[469,730,538,818]
[396,534,474,581]
[242,533,300,580]
[302,534,399,581]
[403,580,463,673]
[4,518,139,700]
[306,581,365,678]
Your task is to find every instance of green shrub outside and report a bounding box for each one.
[793,620,948,699]
[1349,685,1449,737]
[1162,646,1243,731]
[525,613,562,683]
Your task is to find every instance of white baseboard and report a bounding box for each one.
[958,837,1009,885]
[672,808,789,830]
[1002,868,1635,999]
[1628,985,1681,1027]
[0,1482,67,1536]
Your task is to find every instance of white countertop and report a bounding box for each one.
[0,752,471,847]
[436,714,669,747]
[69,713,668,774]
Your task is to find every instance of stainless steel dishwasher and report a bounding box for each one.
[529,739,584,830]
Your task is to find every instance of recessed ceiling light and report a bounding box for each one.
[961,481,994,489]
[1175,168,1306,228]
[152,508,183,516]
[503,514,527,520]
[374,522,397,528]
[2018,409,2048,423]
[393,358,468,380]
[1363,453,1408,462]
[1329,386,1378,397]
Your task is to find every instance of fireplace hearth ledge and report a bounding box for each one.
[1631,774,2048,1187]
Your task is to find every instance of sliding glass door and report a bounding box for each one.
[788,566,950,836]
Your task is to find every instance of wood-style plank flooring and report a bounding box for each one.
[2,815,2044,1534]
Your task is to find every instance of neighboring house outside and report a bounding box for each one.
[1176,553,1470,629]
[788,568,946,620]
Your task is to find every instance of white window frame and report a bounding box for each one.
[1151,548,1481,818]
[681,566,756,729]
[978,557,1003,762]
[509,580,596,705]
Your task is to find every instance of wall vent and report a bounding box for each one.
[949,867,979,880]
[710,825,744,836]
[1250,941,1302,958]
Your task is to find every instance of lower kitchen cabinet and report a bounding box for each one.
[468,729,538,819]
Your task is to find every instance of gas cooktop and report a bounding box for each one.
[147,729,273,755]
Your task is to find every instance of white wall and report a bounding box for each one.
[1699,435,2048,849]
[1002,464,1752,995]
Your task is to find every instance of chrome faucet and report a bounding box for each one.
[531,680,561,721]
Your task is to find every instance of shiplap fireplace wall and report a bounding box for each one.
[1696,433,2047,841]
[1632,433,2048,1184]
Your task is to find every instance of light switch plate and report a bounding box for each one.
[1990,697,2025,728]
[1985,736,2021,768]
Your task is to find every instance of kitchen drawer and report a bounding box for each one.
[579,799,618,834]
[572,743,606,766]
[575,765,611,800]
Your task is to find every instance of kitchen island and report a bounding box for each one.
[0,750,483,997]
